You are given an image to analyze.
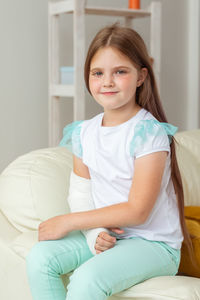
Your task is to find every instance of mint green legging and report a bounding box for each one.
[26,230,180,300]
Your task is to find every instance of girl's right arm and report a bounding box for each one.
[73,154,91,179]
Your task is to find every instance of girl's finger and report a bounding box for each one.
[95,242,115,252]
[96,238,114,249]
[95,244,107,251]
[98,232,116,245]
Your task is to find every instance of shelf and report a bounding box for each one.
[49,2,151,18]
[49,0,74,15]
[50,84,74,97]
[85,7,151,18]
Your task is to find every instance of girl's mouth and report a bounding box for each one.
[101,91,119,95]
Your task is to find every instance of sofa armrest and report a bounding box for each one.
[0,209,21,245]
[0,209,38,259]
[10,231,38,259]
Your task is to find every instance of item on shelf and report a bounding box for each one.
[129,0,140,9]
[60,66,74,84]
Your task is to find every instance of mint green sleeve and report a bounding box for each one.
[59,120,84,158]
[130,119,178,158]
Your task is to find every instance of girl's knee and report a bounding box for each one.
[26,242,47,270]
[26,241,58,275]
[67,263,111,299]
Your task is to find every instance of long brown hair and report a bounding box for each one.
[84,24,194,260]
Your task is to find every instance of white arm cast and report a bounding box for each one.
[67,171,109,255]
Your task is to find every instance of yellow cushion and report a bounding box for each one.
[179,206,200,277]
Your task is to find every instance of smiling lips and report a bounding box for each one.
[101,91,119,95]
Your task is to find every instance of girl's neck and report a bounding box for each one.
[102,105,142,127]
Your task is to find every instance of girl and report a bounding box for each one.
[26,24,193,300]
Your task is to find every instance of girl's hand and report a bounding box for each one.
[38,214,72,241]
[95,227,124,254]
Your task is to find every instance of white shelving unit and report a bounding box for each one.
[48,0,161,146]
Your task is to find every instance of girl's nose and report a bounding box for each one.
[103,75,114,87]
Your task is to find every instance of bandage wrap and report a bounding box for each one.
[67,171,109,255]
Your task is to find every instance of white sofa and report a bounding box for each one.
[0,129,200,300]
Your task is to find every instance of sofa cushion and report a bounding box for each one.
[175,130,200,206]
[110,275,200,300]
[0,147,72,232]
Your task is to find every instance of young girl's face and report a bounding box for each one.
[89,46,142,112]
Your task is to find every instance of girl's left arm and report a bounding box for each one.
[39,151,168,241]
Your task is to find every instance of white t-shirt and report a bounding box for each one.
[60,108,183,249]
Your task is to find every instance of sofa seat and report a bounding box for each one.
[1,212,199,300]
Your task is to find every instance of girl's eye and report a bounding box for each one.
[92,71,103,77]
[116,70,127,75]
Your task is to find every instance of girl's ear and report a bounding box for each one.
[137,68,148,87]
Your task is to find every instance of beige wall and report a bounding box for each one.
[0,0,198,172]
[0,0,49,172]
